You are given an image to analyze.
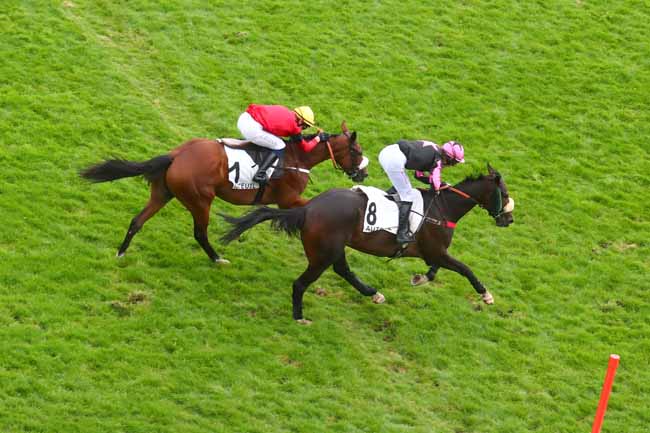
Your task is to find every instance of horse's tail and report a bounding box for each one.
[80,155,173,183]
[220,206,306,244]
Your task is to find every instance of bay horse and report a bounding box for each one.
[220,164,514,323]
[80,121,368,263]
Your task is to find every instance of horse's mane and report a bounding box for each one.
[454,168,500,187]
[289,133,343,143]
[287,133,315,144]
[455,173,485,185]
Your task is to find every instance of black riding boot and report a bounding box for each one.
[396,201,413,244]
[253,152,278,186]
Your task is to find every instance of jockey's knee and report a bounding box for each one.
[395,188,416,203]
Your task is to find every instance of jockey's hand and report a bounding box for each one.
[414,171,430,185]
[318,132,330,142]
[435,189,441,196]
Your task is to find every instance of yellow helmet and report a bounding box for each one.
[293,106,316,127]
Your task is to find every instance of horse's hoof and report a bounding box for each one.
[296,318,312,325]
[411,274,429,286]
[116,252,125,258]
[372,292,386,304]
[214,258,231,265]
[481,291,494,305]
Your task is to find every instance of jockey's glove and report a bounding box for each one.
[414,172,431,185]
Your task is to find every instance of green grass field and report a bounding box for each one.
[1,1,649,432]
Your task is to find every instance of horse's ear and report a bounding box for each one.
[341,120,349,134]
[351,131,357,142]
[487,163,501,181]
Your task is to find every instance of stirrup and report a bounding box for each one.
[396,234,414,244]
[253,173,268,185]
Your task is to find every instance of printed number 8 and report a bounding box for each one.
[366,202,377,226]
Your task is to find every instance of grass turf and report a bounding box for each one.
[1,1,649,432]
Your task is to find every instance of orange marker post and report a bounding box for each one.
[591,354,620,433]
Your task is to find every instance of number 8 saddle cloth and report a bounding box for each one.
[352,186,424,235]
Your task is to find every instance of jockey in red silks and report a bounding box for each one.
[378,140,465,244]
[237,104,328,186]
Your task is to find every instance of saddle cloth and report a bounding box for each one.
[220,139,281,190]
[352,186,424,235]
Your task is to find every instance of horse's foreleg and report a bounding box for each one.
[332,253,385,304]
[117,180,172,257]
[436,254,494,304]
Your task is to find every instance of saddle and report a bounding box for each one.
[216,138,284,180]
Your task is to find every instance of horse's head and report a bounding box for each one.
[480,164,515,227]
[326,121,369,182]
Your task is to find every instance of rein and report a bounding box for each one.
[440,185,471,199]
[326,141,342,170]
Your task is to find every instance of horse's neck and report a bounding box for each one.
[431,193,476,222]
[290,140,332,169]
[445,180,494,221]
[428,182,483,222]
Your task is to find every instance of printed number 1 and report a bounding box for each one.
[366,202,377,225]
[228,162,240,183]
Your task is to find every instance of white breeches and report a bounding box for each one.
[237,112,286,150]
[378,144,417,203]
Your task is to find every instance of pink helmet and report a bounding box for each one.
[442,141,465,163]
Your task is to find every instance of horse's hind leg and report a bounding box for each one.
[117,179,172,257]
[187,199,229,264]
[292,263,330,323]
[332,253,385,304]
[411,264,440,286]
[291,229,346,322]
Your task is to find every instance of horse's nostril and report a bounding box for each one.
[495,213,513,227]
[353,171,368,182]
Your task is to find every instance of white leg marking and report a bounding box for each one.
[372,292,386,304]
[482,291,494,305]
[410,274,430,286]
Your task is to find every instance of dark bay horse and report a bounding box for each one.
[80,121,368,263]
[221,165,514,323]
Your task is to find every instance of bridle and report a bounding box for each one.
[325,133,368,179]
[441,181,513,220]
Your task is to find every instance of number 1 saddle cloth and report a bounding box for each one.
[351,186,424,235]
[222,145,283,190]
